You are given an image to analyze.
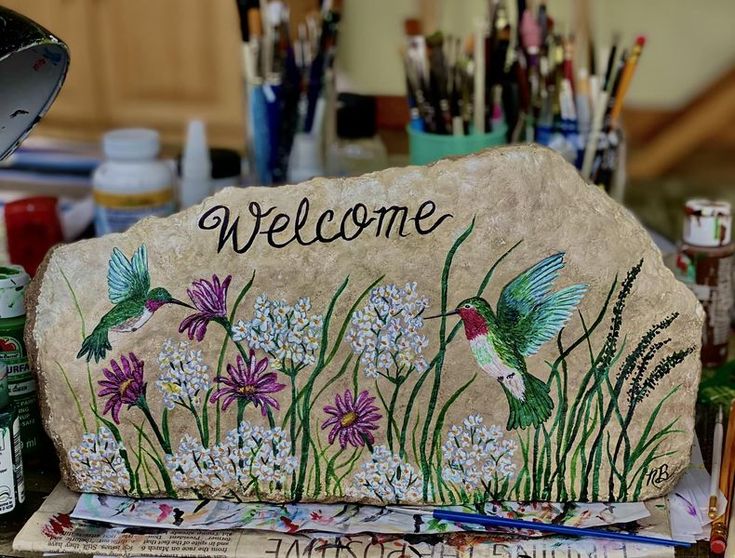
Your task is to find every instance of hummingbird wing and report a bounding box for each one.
[496,252,587,357]
[107,245,151,304]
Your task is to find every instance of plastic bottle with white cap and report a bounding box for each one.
[93,128,175,236]
[180,120,213,208]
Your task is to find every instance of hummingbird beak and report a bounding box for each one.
[424,310,458,320]
[170,299,195,310]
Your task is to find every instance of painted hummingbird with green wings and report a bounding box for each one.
[77,245,192,363]
[430,252,587,430]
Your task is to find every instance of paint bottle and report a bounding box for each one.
[326,94,387,178]
[0,267,27,518]
[0,361,24,518]
[179,120,212,209]
[0,264,42,460]
[177,148,242,194]
[93,129,175,236]
[675,199,735,367]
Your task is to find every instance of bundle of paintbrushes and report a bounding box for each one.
[236,0,342,185]
[401,0,646,193]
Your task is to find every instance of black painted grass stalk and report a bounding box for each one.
[581,312,621,501]
[544,278,617,495]
[605,315,679,498]
[577,344,628,501]
[569,262,642,500]
[616,348,693,498]
[419,219,476,500]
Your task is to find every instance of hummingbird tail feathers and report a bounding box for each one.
[77,325,111,363]
[503,374,553,430]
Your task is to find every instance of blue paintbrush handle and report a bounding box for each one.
[433,510,690,548]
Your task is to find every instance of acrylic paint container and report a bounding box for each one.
[675,199,735,368]
[0,357,24,518]
[0,264,42,459]
[407,124,507,166]
[93,129,175,235]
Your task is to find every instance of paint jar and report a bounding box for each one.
[93,129,175,236]
[675,199,735,368]
[209,148,242,191]
[4,196,63,276]
[178,148,242,193]
[407,123,508,166]
[326,94,388,177]
[0,357,24,518]
[0,264,42,462]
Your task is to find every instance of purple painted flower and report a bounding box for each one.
[179,274,232,341]
[210,350,285,415]
[98,353,147,424]
[321,390,382,449]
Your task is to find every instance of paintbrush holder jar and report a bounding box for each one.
[408,124,508,166]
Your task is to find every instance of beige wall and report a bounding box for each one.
[336,0,735,109]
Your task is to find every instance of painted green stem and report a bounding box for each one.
[138,400,171,454]
[293,276,350,501]
[419,218,475,500]
[386,375,404,452]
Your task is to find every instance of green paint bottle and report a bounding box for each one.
[0,265,41,458]
[0,356,25,517]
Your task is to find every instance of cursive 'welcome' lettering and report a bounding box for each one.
[198,197,453,255]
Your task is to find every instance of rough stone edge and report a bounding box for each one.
[24,244,84,493]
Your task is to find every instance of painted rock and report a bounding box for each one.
[26,146,702,504]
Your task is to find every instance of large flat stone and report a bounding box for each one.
[26,146,702,504]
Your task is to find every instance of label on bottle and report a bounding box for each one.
[0,329,42,456]
[94,188,175,235]
[676,251,734,365]
[0,415,24,514]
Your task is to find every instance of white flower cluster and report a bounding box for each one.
[68,427,131,493]
[156,338,211,410]
[442,415,517,497]
[231,296,323,370]
[166,421,298,493]
[349,445,422,504]
[346,283,429,378]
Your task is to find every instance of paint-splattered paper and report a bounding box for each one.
[71,493,650,535]
[15,484,675,558]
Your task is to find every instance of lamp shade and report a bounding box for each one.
[0,6,69,160]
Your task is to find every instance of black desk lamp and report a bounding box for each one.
[0,6,69,160]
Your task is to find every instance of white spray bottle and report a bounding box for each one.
[180,120,212,208]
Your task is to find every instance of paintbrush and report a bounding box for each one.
[710,405,725,520]
[711,400,735,553]
[426,31,452,134]
[387,507,690,547]
[609,35,646,128]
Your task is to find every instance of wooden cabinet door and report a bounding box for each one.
[93,0,246,149]
[1,0,103,128]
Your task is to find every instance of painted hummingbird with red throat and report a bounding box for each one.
[429,252,586,430]
[77,245,192,363]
